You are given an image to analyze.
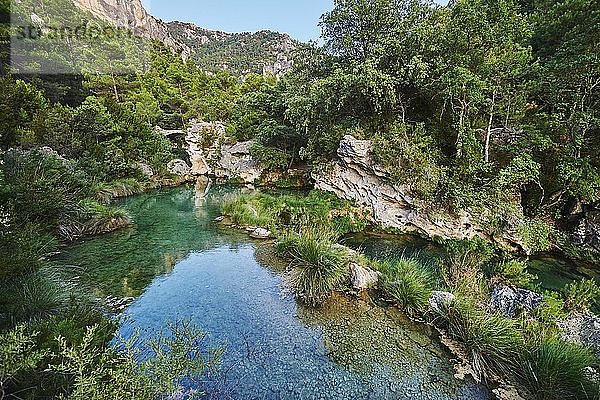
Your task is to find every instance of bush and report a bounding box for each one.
[276,228,349,306]
[442,298,524,381]
[443,237,494,294]
[563,279,600,313]
[518,218,553,253]
[516,339,598,400]
[372,122,446,201]
[0,320,224,400]
[377,257,435,314]
[492,259,538,288]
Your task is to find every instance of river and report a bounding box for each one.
[56,185,495,399]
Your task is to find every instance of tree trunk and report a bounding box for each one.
[484,91,497,163]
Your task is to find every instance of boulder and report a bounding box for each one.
[350,262,380,290]
[250,228,271,240]
[489,285,543,318]
[167,159,191,176]
[429,291,456,314]
[558,313,600,358]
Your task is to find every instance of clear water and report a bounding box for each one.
[56,186,491,400]
[344,233,600,295]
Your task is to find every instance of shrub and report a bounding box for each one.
[1,320,224,400]
[516,339,598,400]
[0,264,90,328]
[518,218,553,253]
[276,228,349,306]
[377,257,435,314]
[563,279,600,313]
[442,298,524,381]
[492,259,538,288]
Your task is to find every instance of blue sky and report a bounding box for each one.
[143,0,334,42]
[143,0,449,43]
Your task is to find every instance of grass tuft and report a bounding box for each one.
[516,339,598,400]
[377,257,435,315]
[276,227,349,306]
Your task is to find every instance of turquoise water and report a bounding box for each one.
[344,233,600,295]
[56,186,490,400]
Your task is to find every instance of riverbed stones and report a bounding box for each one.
[349,262,380,290]
[489,284,543,318]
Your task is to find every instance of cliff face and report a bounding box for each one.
[71,0,296,75]
[72,0,190,58]
[312,135,526,250]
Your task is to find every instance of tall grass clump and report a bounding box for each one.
[516,339,599,400]
[221,193,277,228]
[443,237,493,296]
[275,227,349,306]
[221,190,369,235]
[441,298,524,381]
[377,257,435,315]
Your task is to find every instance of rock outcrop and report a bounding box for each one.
[558,312,600,358]
[185,120,266,184]
[73,0,190,59]
[313,135,524,247]
[167,159,191,177]
[570,203,600,255]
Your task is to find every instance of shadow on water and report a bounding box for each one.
[57,186,492,400]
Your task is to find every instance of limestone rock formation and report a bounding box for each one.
[167,159,191,177]
[558,312,600,358]
[72,0,190,58]
[570,203,600,255]
[313,135,525,247]
[185,120,266,184]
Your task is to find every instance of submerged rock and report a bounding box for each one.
[558,312,600,358]
[350,262,380,290]
[489,285,543,318]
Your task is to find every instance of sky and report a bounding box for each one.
[142,0,334,43]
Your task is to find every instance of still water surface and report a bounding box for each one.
[57,186,495,399]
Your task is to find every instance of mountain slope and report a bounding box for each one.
[167,22,297,75]
[72,0,298,75]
